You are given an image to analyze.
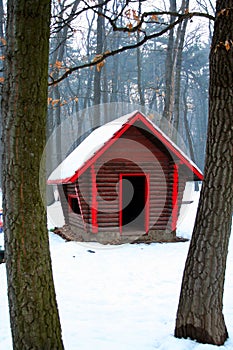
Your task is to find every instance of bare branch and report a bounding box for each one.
[49,10,215,86]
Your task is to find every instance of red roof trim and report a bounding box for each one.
[47,177,71,185]
[68,112,140,183]
[135,114,203,180]
[50,111,203,184]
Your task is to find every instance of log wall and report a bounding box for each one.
[61,124,188,239]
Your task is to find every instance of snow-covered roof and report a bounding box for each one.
[48,110,203,184]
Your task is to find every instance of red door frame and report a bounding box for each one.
[119,173,150,234]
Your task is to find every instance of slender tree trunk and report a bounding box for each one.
[173,0,189,140]
[92,0,105,130]
[83,14,95,109]
[110,34,120,103]
[136,43,145,106]
[136,0,145,106]
[93,0,104,107]
[2,1,64,349]
[162,0,176,126]
[175,0,233,345]
[182,77,199,191]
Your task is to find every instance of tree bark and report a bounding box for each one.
[175,0,233,345]
[0,0,5,187]
[2,1,64,349]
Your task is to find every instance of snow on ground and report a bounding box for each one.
[0,184,233,349]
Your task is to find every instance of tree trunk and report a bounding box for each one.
[173,0,189,141]
[92,0,105,130]
[83,13,95,109]
[136,0,145,106]
[0,0,5,187]
[162,0,176,126]
[93,0,105,107]
[2,1,64,349]
[182,77,199,191]
[175,0,233,345]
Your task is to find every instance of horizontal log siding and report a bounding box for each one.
[150,161,171,231]
[61,124,187,236]
[95,125,174,233]
[69,212,84,229]
[96,161,142,230]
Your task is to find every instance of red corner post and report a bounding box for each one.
[91,164,98,233]
[172,164,179,232]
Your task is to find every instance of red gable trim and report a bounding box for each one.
[135,114,203,181]
[49,111,203,184]
[68,112,141,183]
[47,177,72,185]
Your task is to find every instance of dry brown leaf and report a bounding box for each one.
[96,60,105,72]
[0,37,6,45]
[92,54,103,63]
[125,9,131,19]
[55,60,62,69]
[132,10,139,21]
[51,99,60,106]
[151,14,158,21]
[127,22,133,30]
[225,40,231,51]
[47,97,52,105]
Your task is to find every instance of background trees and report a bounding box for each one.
[48,0,214,174]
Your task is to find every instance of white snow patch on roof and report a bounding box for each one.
[48,110,203,182]
[48,111,137,182]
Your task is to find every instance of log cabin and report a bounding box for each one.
[48,111,203,243]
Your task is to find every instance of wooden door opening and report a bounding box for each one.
[68,194,81,214]
[120,174,149,233]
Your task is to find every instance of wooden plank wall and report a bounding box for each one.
[62,124,188,234]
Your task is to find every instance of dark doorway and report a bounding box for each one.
[68,195,81,214]
[121,175,146,231]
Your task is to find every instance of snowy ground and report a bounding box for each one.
[0,184,233,349]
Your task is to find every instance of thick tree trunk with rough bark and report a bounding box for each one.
[2,1,64,349]
[175,0,233,346]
